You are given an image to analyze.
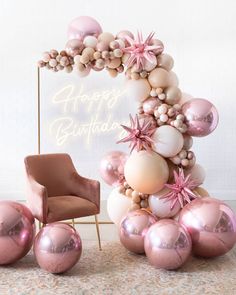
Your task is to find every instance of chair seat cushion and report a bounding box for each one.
[47,195,98,223]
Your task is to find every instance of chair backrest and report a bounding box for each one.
[24,153,76,197]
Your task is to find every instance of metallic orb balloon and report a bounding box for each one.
[34,223,82,273]
[144,219,192,269]
[0,201,35,265]
[67,16,102,41]
[65,39,83,57]
[100,151,128,186]
[179,197,236,258]
[181,98,219,137]
[119,209,157,254]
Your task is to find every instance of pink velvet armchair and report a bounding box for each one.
[24,153,101,249]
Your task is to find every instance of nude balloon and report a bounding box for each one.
[186,164,206,186]
[152,125,184,158]
[164,86,181,105]
[148,68,170,88]
[124,150,169,194]
[125,79,151,102]
[157,54,174,71]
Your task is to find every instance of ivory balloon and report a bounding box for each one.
[148,188,181,218]
[157,54,174,71]
[124,150,169,194]
[125,79,151,102]
[186,164,206,186]
[179,198,236,258]
[152,125,184,157]
[107,187,132,225]
[164,86,181,105]
[148,68,170,88]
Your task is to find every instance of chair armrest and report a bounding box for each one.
[69,172,100,211]
[26,177,48,223]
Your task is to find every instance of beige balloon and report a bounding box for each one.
[153,125,184,158]
[186,164,206,185]
[168,71,179,86]
[164,86,182,105]
[124,150,169,194]
[107,187,132,226]
[157,54,174,71]
[125,78,151,102]
[148,68,170,88]
[193,187,210,198]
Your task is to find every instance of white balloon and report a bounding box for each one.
[186,164,206,185]
[107,187,131,226]
[125,78,151,102]
[148,188,181,218]
[152,125,184,158]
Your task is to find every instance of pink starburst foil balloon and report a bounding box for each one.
[117,114,156,152]
[160,168,200,209]
[123,32,163,69]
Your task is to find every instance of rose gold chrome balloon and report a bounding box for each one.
[181,98,219,137]
[144,219,192,269]
[100,151,128,186]
[179,197,236,258]
[119,209,157,254]
[0,201,35,265]
[65,39,83,57]
[34,222,82,273]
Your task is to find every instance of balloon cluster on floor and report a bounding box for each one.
[37,16,236,269]
[0,201,82,273]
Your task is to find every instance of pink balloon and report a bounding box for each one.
[179,197,236,258]
[182,98,219,137]
[144,219,192,269]
[119,209,157,254]
[34,222,82,273]
[65,39,83,57]
[0,201,35,265]
[142,97,161,115]
[67,16,102,41]
[100,151,128,186]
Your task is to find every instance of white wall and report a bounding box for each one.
[0,0,236,200]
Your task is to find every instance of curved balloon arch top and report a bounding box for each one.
[38,15,219,218]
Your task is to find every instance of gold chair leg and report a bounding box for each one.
[94,215,102,251]
[72,218,75,227]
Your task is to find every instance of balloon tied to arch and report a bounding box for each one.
[39,16,236,270]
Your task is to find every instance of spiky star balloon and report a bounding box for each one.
[160,169,200,209]
[117,114,156,152]
[122,32,163,68]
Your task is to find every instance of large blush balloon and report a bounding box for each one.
[181,98,219,137]
[152,125,184,158]
[148,188,181,218]
[144,219,192,269]
[119,209,157,254]
[34,222,82,273]
[0,201,35,265]
[179,197,236,258]
[67,16,102,41]
[107,187,132,225]
[100,151,127,186]
[125,78,151,102]
[148,68,170,88]
[124,150,169,194]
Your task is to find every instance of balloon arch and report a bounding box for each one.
[38,16,236,270]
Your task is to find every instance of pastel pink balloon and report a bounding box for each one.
[144,219,192,269]
[181,98,219,137]
[179,197,236,258]
[119,209,157,254]
[143,97,161,115]
[67,16,102,41]
[100,151,128,186]
[34,222,82,273]
[0,201,35,265]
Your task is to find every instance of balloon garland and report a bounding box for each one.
[38,16,236,269]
